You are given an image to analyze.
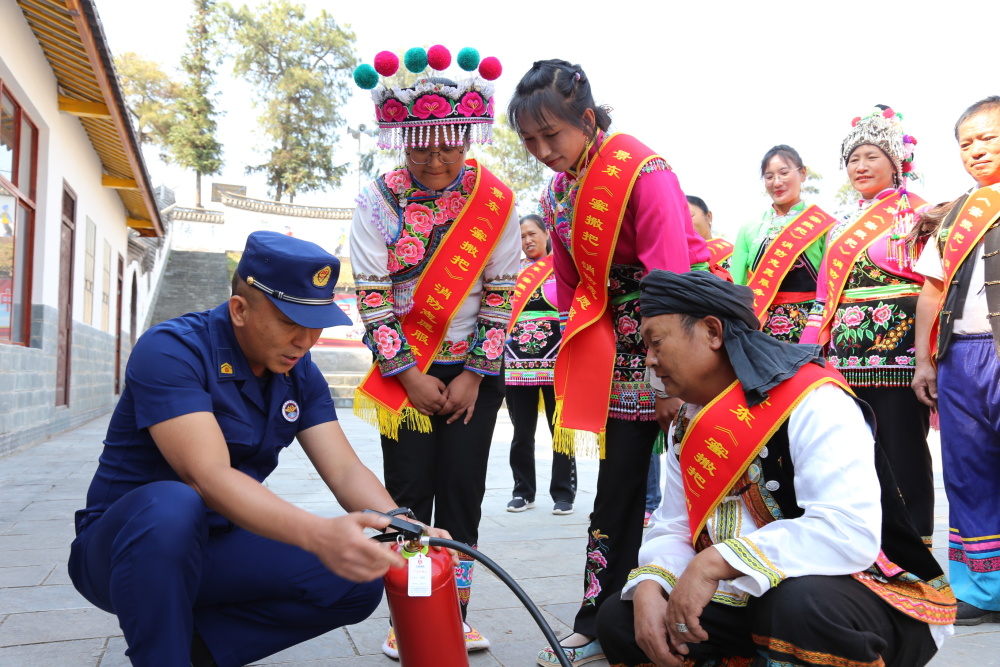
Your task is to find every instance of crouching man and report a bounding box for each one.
[69,231,449,666]
[596,270,955,667]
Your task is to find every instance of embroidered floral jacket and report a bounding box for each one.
[350,164,520,377]
[801,188,928,387]
[540,133,708,420]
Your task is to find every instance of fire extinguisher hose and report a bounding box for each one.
[421,537,574,667]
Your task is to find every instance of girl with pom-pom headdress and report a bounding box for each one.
[800,104,936,546]
[348,45,520,660]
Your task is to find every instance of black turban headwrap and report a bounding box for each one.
[639,270,824,406]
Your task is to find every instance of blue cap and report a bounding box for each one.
[236,231,352,329]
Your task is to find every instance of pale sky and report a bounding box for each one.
[94,0,995,239]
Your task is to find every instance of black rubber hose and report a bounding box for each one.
[424,537,573,667]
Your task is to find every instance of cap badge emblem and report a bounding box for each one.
[313,266,332,287]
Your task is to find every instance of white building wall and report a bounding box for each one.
[171,205,349,257]
[0,5,162,454]
[1,2,135,327]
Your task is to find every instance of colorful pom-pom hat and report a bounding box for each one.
[353,45,502,150]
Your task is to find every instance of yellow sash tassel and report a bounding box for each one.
[353,393,433,441]
[552,399,606,459]
[537,388,546,415]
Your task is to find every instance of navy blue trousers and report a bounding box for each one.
[69,481,382,667]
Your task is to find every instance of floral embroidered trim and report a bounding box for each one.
[582,529,610,607]
[355,164,514,373]
[762,301,811,344]
[625,565,750,608]
[720,537,785,589]
[852,570,956,625]
[752,635,886,667]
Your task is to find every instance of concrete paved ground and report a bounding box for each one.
[1,410,998,666]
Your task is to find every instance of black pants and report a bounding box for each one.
[574,417,660,637]
[380,364,505,547]
[854,386,933,542]
[597,575,938,667]
[506,383,576,503]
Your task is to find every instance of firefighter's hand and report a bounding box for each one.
[423,525,462,566]
[439,370,482,424]
[398,367,447,415]
[309,513,406,582]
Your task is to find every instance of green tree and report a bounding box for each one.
[168,0,224,208]
[475,114,548,210]
[114,52,181,159]
[224,0,356,202]
[803,167,822,197]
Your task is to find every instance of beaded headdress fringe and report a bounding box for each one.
[354,46,501,150]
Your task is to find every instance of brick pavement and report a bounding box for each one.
[0,411,997,666]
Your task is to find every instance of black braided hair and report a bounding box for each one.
[507,59,611,140]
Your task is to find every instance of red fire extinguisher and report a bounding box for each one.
[383,540,469,666]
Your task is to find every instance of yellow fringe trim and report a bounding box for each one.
[552,400,606,458]
[537,389,546,415]
[353,393,433,441]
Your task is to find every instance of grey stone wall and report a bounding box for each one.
[0,304,127,458]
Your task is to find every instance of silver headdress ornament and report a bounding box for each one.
[353,46,502,151]
[840,105,921,268]
[840,105,917,187]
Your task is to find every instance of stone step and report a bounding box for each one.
[324,373,365,388]
[311,348,373,374]
[149,250,231,326]
[329,384,359,399]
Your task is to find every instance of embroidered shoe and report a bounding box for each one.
[381,627,399,660]
[463,622,490,651]
[643,510,653,527]
[507,497,535,512]
[536,638,605,666]
[552,501,574,515]
[383,624,488,658]
[955,599,1000,626]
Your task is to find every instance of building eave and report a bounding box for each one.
[17,0,164,237]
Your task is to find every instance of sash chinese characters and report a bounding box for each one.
[746,205,835,324]
[707,238,734,266]
[354,160,514,439]
[553,133,659,456]
[930,184,1000,359]
[679,363,851,544]
[508,256,554,327]
[807,191,926,346]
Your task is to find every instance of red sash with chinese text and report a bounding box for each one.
[553,133,659,456]
[508,256,554,328]
[707,238,734,265]
[680,363,852,544]
[808,191,926,346]
[930,185,1000,359]
[747,205,835,324]
[354,160,514,439]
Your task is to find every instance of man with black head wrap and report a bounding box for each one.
[595,270,955,667]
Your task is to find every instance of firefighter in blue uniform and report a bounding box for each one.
[69,231,445,666]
